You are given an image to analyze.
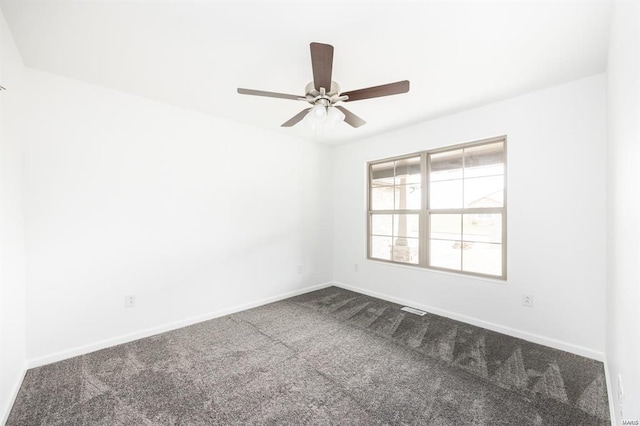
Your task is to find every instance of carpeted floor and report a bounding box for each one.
[7,286,610,425]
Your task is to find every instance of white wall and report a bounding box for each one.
[0,7,28,423]
[607,0,640,422]
[333,74,607,359]
[21,70,333,363]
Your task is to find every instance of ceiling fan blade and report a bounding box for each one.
[342,80,410,102]
[237,88,302,101]
[335,106,366,128]
[310,42,334,92]
[281,108,311,127]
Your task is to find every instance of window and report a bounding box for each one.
[368,137,506,279]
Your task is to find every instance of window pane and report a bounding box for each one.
[395,184,421,209]
[393,237,419,265]
[464,142,504,178]
[430,214,461,240]
[371,236,392,260]
[395,157,421,185]
[462,242,502,276]
[394,214,419,238]
[371,161,395,186]
[464,175,504,208]
[430,179,463,209]
[463,214,502,243]
[430,150,463,182]
[392,237,419,264]
[430,239,461,270]
[371,186,394,210]
[371,214,392,236]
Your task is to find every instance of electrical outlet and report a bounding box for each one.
[354,263,359,272]
[124,295,136,308]
[522,294,534,307]
[297,265,303,274]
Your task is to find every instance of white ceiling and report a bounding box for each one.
[1,0,612,144]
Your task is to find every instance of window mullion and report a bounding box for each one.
[420,152,429,267]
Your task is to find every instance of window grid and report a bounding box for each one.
[367,136,507,280]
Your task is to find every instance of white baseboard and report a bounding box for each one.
[1,364,27,426]
[332,281,605,361]
[603,357,617,425]
[27,282,333,369]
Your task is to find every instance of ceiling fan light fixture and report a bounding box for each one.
[304,102,329,128]
[325,105,345,126]
[311,103,327,120]
[303,104,324,128]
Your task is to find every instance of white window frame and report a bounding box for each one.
[367,136,507,280]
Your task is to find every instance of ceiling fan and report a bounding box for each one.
[237,42,410,128]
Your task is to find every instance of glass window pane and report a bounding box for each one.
[395,157,421,185]
[463,175,504,208]
[371,161,395,186]
[430,150,463,182]
[430,239,461,270]
[394,214,419,238]
[392,237,419,264]
[430,180,463,209]
[430,214,461,241]
[395,184,421,209]
[462,242,502,276]
[464,142,504,178]
[463,214,502,243]
[371,186,394,210]
[371,236,392,260]
[371,214,392,236]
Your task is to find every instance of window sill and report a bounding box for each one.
[365,258,508,285]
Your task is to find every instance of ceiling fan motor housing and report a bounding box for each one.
[304,81,340,97]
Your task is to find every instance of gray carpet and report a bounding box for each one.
[7,286,610,425]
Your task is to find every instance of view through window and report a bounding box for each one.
[368,137,506,279]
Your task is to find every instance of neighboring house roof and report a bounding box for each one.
[468,190,503,208]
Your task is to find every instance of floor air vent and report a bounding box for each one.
[400,306,426,316]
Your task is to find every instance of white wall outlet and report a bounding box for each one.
[354,263,359,272]
[297,265,303,274]
[522,294,534,307]
[124,295,136,308]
